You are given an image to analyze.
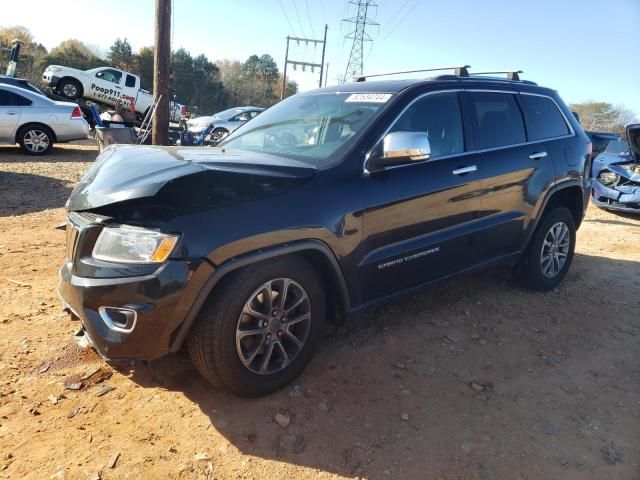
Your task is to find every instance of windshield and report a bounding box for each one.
[605,140,630,155]
[219,92,392,168]
[213,108,246,119]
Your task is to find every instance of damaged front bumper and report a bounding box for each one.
[591,179,640,212]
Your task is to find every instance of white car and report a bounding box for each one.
[0,83,90,155]
[187,107,264,143]
[42,65,185,122]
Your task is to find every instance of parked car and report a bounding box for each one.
[187,106,264,144]
[0,83,90,155]
[42,65,186,122]
[59,68,591,396]
[0,75,47,96]
[591,124,640,212]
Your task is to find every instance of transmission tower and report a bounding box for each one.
[342,0,378,83]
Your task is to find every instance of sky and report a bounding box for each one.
[3,0,639,117]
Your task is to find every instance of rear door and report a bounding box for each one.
[460,91,559,259]
[0,88,26,143]
[357,91,487,303]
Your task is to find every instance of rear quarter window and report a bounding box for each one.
[520,94,570,140]
[466,92,526,149]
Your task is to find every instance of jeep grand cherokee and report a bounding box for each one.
[59,66,592,396]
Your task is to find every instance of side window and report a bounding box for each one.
[125,75,136,88]
[390,92,464,158]
[0,90,32,106]
[95,69,122,84]
[235,112,251,122]
[0,90,10,106]
[520,94,570,141]
[467,92,525,149]
[249,111,260,118]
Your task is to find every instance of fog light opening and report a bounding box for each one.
[98,307,137,332]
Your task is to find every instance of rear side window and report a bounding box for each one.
[125,75,136,88]
[467,92,525,149]
[390,92,464,158]
[520,94,570,140]
[0,89,32,106]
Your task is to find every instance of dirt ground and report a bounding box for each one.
[0,142,639,480]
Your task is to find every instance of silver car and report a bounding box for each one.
[0,83,90,155]
[187,106,264,144]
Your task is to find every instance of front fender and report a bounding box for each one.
[168,239,349,352]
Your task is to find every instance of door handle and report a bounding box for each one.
[7,111,19,115]
[452,165,477,175]
[529,151,547,160]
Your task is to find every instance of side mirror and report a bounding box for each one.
[368,131,431,171]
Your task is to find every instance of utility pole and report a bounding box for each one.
[152,0,171,145]
[280,25,328,100]
[318,24,328,88]
[343,0,378,83]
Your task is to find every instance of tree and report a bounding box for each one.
[35,39,106,72]
[107,38,133,70]
[0,25,35,48]
[570,102,637,136]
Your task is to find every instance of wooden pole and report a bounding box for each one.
[152,0,171,145]
[318,25,328,88]
[280,36,290,100]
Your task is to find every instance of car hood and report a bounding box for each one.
[627,124,640,161]
[586,131,620,158]
[67,145,317,211]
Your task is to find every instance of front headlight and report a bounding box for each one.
[598,170,620,186]
[92,226,179,264]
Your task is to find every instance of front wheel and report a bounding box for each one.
[188,257,326,397]
[57,78,82,100]
[514,207,576,291]
[209,128,228,145]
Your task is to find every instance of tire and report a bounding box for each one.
[57,78,82,100]
[209,128,228,145]
[188,257,326,397]
[514,207,576,291]
[18,125,54,155]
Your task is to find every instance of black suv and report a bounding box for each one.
[59,67,592,396]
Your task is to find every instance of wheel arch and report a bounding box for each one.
[169,240,350,353]
[15,122,57,144]
[522,181,584,252]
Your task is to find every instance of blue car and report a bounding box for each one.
[591,124,640,213]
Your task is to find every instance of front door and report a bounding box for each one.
[357,91,486,303]
[89,68,124,104]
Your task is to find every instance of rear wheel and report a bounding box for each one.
[18,125,54,155]
[514,207,576,291]
[188,257,326,397]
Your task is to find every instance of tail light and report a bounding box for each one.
[181,105,187,116]
[71,106,83,119]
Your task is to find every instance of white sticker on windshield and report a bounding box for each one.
[345,93,392,103]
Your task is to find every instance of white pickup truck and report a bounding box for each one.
[42,65,185,122]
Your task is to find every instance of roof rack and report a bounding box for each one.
[470,70,523,81]
[355,65,470,82]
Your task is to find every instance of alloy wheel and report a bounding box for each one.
[540,221,570,278]
[23,130,50,153]
[235,278,311,375]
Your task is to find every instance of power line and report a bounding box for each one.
[291,0,307,38]
[379,0,419,44]
[305,0,316,38]
[278,0,297,37]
